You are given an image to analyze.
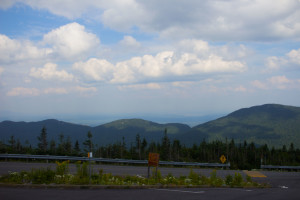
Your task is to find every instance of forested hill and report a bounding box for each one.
[179,104,300,148]
[0,119,91,146]
[0,104,300,148]
[0,118,191,147]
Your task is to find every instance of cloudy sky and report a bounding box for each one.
[0,0,300,125]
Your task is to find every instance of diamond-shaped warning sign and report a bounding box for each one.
[220,155,226,164]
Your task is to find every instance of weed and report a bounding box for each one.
[0,164,266,188]
[232,172,243,187]
[225,174,233,186]
[55,160,69,176]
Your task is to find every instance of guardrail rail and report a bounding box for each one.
[0,154,230,168]
[261,165,300,171]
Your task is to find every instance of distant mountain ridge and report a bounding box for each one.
[0,118,190,147]
[179,104,300,148]
[0,104,300,148]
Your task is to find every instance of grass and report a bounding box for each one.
[0,161,268,188]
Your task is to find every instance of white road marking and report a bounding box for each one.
[149,188,205,194]
[206,188,253,192]
[279,186,288,189]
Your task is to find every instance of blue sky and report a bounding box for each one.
[0,0,300,125]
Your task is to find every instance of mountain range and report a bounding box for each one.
[1,104,300,148]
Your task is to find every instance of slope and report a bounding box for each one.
[0,119,91,146]
[0,118,191,147]
[92,118,191,146]
[181,104,300,148]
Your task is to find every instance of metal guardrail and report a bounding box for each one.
[261,165,300,170]
[0,154,230,168]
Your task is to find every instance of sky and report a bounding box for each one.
[0,0,300,125]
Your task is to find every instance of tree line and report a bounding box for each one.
[1,127,299,169]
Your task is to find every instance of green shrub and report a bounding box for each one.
[30,167,55,184]
[209,170,223,187]
[188,169,200,185]
[232,172,243,187]
[8,171,23,183]
[56,160,69,175]
[0,163,267,188]
[71,161,90,184]
[246,175,252,183]
[225,174,233,186]
[151,168,161,180]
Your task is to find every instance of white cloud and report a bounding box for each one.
[73,58,114,81]
[268,76,292,89]
[6,86,98,97]
[0,22,99,64]
[73,40,247,84]
[7,87,39,96]
[251,80,269,90]
[30,63,74,81]
[0,0,97,19]
[4,1,300,41]
[286,49,300,65]
[118,83,161,90]
[119,36,141,48]
[0,0,18,9]
[0,34,51,63]
[233,86,247,92]
[74,86,97,93]
[252,76,300,90]
[265,48,300,72]
[43,22,100,59]
[265,56,282,71]
[44,88,68,95]
[0,67,4,75]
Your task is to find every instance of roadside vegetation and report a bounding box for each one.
[1,127,300,170]
[0,161,267,188]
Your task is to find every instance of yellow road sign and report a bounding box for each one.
[220,155,226,163]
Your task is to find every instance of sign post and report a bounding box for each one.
[88,152,92,183]
[148,153,159,178]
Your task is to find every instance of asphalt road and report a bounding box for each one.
[0,162,299,200]
[0,186,298,200]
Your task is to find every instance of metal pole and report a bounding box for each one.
[89,156,91,184]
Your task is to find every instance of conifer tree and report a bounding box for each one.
[37,126,48,153]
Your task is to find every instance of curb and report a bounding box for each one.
[0,183,229,190]
[0,183,267,190]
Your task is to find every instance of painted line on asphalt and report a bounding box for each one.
[209,188,253,192]
[279,185,288,189]
[149,188,205,194]
[243,170,267,178]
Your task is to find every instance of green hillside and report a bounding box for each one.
[1,104,299,148]
[0,118,190,147]
[92,118,191,146]
[101,118,189,134]
[183,104,300,148]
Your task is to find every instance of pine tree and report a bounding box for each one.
[65,136,72,155]
[121,136,126,159]
[37,126,48,153]
[50,139,56,155]
[83,131,93,154]
[135,134,141,160]
[8,135,16,152]
[161,128,170,160]
[57,133,65,155]
[74,140,80,155]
